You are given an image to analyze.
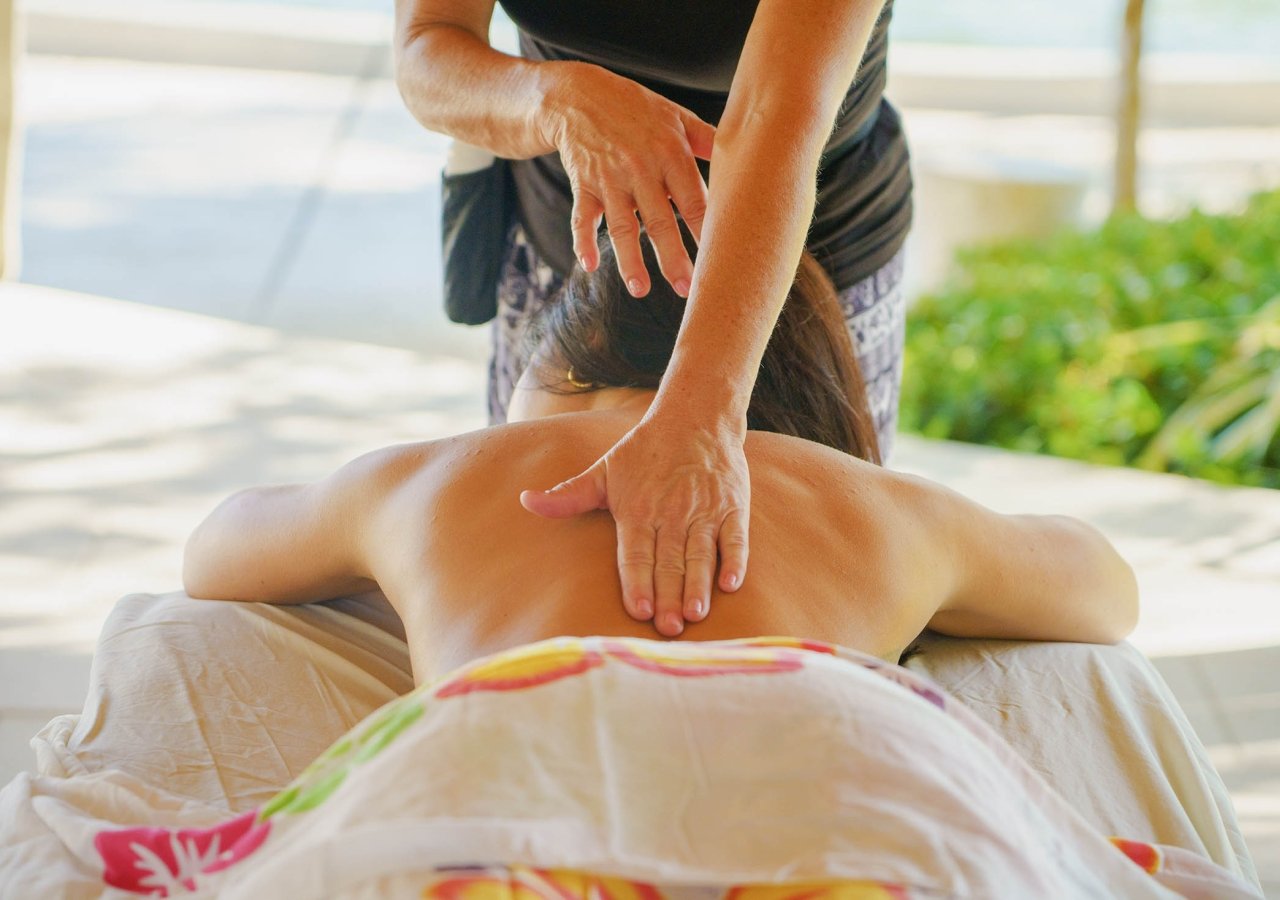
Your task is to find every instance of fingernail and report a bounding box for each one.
[725,574,739,590]
[664,614,683,635]
[635,597,653,619]
[691,598,705,618]
[627,278,644,296]
[578,255,589,270]
[674,278,691,297]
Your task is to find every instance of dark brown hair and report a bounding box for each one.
[532,231,881,463]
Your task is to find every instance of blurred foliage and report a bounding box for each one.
[901,188,1280,488]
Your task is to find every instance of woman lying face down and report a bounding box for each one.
[184,237,1139,685]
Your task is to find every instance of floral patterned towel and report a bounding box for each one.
[7,636,1264,898]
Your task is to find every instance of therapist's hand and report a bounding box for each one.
[520,411,750,637]
[540,62,715,298]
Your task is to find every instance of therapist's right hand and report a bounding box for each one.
[538,62,715,299]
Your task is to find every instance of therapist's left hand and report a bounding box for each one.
[520,410,750,637]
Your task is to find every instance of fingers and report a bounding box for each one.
[651,524,688,637]
[622,519,728,635]
[602,190,649,297]
[682,110,716,161]
[577,136,708,294]
[634,183,693,297]
[570,189,604,273]
[523,422,750,637]
[520,465,608,519]
[677,114,713,248]
[557,81,712,287]
[665,156,708,246]
[682,523,717,622]
[616,520,655,622]
[717,509,749,593]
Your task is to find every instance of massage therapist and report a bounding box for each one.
[394,0,912,636]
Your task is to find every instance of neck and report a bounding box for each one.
[544,386,656,421]
[578,387,657,415]
[508,378,658,424]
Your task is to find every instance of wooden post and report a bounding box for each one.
[1113,0,1145,216]
[0,0,19,279]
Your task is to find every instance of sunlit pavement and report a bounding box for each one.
[6,51,1280,891]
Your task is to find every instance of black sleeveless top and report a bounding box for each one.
[499,0,912,290]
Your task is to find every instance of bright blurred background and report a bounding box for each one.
[2,0,1279,890]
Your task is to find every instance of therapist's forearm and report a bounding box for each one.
[654,0,886,431]
[394,17,560,159]
[655,112,825,429]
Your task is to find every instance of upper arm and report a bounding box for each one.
[925,491,1140,645]
[831,462,1139,647]
[183,445,429,605]
[394,0,494,49]
[723,0,887,140]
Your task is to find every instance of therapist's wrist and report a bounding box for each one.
[532,60,596,156]
[650,368,750,442]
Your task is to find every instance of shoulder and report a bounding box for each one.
[746,429,957,579]
[743,429,887,501]
[324,440,446,498]
[349,416,619,512]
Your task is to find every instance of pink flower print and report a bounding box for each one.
[95,810,271,896]
[602,640,808,678]
[434,640,606,699]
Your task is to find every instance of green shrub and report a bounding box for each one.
[901,188,1280,488]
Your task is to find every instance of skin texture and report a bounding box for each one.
[393,0,890,633]
[184,387,1140,687]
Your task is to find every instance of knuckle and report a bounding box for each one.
[684,546,717,564]
[619,550,655,568]
[654,558,687,577]
[686,517,718,537]
[643,215,678,241]
[607,217,639,240]
[658,128,686,151]
[679,197,707,222]
[618,145,650,172]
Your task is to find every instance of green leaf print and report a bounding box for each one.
[261,695,427,820]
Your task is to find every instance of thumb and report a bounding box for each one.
[683,113,716,161]
[520,464,608,519]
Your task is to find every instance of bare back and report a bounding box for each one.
[186,409,1136,685]
[365,411,940,681]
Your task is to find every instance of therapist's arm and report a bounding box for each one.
[394,0,716,292]
[523,0,889,637]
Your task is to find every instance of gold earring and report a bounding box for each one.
[566,366,594,389]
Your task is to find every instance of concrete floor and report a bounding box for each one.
[4,49,1280,893]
